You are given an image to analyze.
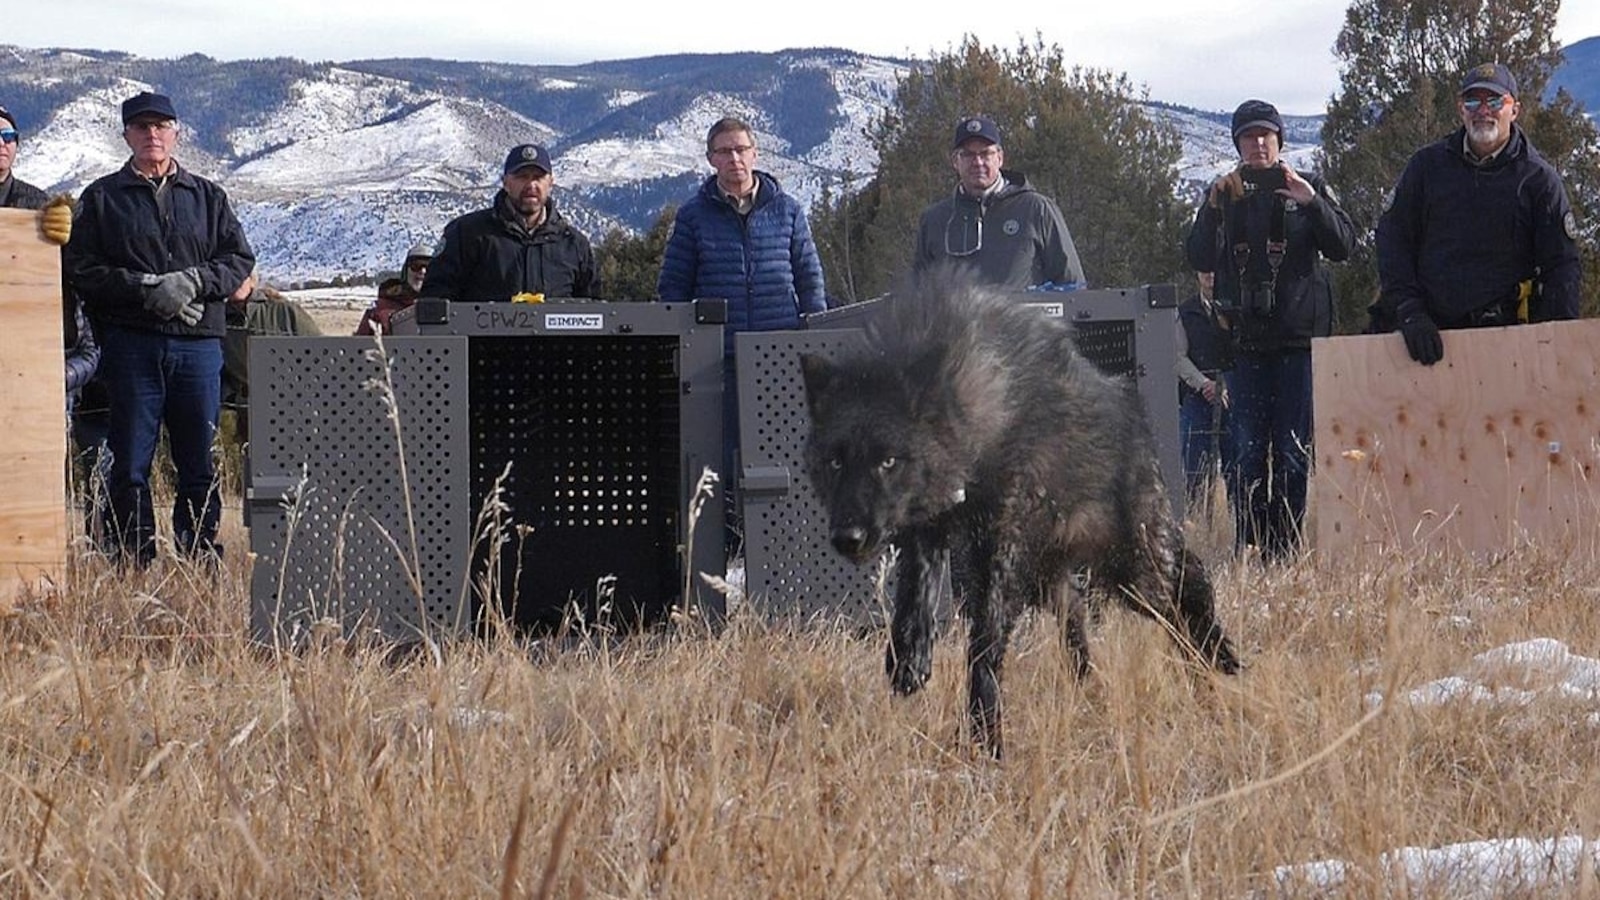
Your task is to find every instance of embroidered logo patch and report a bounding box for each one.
[1565,211,1579,240]
[1003,219,1020,236]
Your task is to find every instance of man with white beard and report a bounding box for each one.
[1375,61,1582,366]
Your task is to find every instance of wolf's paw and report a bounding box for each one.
[886,642,932,695]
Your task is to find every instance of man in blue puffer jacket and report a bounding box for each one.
[657,116,827,554]
[658,117,826,342]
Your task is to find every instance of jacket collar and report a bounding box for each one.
[700,169,778,210]
[114,158,196,190]
[493,190,566,236]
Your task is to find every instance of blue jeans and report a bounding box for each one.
[1179,387,1234,516]
[99,324,223,565]
[1225,351,1312,562]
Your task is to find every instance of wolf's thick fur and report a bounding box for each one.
[800,279,1240,757]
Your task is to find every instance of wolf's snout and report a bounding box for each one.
[831,526,871,560]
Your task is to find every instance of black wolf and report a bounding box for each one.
[800,279,1240,757]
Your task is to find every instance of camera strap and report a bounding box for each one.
[1227,194,1288,299]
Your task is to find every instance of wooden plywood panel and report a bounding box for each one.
[1311,321,1600,555]
[0,208,67,607]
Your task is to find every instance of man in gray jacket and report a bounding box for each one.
[913,115,1086,289]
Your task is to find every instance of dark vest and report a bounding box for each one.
[1178,295,1234,381]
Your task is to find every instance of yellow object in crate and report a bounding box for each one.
[511,292,545,304]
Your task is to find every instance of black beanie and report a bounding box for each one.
[1231,99,1284,143]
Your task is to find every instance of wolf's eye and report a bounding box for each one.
[879,457,897,471]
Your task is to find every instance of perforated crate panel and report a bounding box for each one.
[248,337,470,646]
[468,335,687,632]
[735,330,887,625]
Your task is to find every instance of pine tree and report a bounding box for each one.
[1321,0,1600,327]
[809,36,1188,302]
[596,206,677,301]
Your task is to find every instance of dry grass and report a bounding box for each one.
[6,507,1600,898]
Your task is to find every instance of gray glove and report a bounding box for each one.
[141,269,202,320]
[175,299,206,327]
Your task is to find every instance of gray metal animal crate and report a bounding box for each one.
[247,300,727,646]
[734,285,1182,625]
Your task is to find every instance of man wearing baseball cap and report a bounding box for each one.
[1376,61,1581,365]
[0,105,47,210]
[422,142,599,302]
[912,114,1085,289]
[0,104,74,243]
[65,89,255,567]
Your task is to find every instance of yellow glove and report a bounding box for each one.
[39,194,74,245]
[1206,169,1245,210]
[511,292,545,304]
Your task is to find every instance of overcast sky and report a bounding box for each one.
[10,2,1600,115]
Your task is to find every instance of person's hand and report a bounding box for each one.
[1397,298,1443,365]
[175,299,206,327]
[39,194,74,245]
[142,268,202,319]
[1207,168,1245,209]
[1280,166,1317,205]
[1199,378,1220,405]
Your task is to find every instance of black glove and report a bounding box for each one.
[1396,299,1443,366]
[142,269,202,320]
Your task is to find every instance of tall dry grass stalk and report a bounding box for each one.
[6,488,1600,895]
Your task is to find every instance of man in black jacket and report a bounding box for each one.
[0,105,47,210]
[66,91,255,566]
[913,115,1086,289]
[1376,62,1582,366]
[1185,99,1356,562]
[1,104,86,401]
[422,143,600,302]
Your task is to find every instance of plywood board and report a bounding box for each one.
[1311,321,1600,556]
[0,208,68,608]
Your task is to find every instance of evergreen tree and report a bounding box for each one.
[1321,0,1600,328]
[810,36,1189,302]
[597,205,677,301]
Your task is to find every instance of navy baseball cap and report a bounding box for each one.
[122,91,178,124]
[952,115,1001,149]
[0,106,16,130]
[503,143,552,176]
[1460,62,1517,97]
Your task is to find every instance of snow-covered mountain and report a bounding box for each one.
[2,46,923,281]
[0,45,1333,283]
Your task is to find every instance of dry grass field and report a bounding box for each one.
[5,481,1600,898]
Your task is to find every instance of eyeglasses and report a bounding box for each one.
[1462,95,1512,113]
[0,129,17,144]
[406,261,429,273]
[955,147,1000,163]
[127,120,176,133]
[710,145,754,160]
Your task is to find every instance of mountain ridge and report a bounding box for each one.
[2,43,1594,283]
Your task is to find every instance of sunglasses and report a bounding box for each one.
[406,261,429,273]
[1461,96,1512,113]
[0,129,17,144]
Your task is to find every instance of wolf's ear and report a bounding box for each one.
[798,353,836,417]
